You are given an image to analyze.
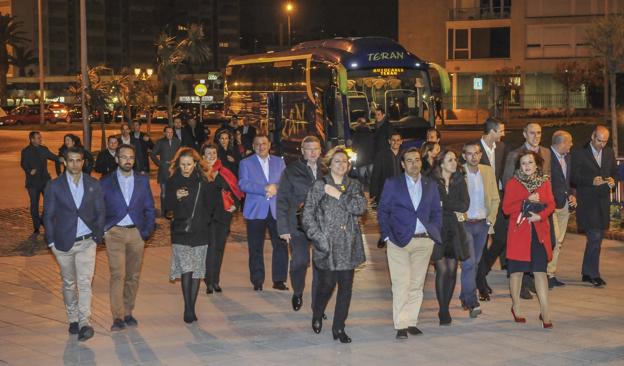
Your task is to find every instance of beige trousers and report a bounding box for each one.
[387,237,434,330]
[52,238,97,327]
[105,226,145,320]
[547,206,570,278]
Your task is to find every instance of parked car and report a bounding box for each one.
[152,105,169,123]
[66,104,108,123]
[47,102,69,122]
[0,106,55,126]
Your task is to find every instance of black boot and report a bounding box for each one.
[181,272,196,323]
[190,277,200,321]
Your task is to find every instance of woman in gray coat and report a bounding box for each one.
[302,146,367,344]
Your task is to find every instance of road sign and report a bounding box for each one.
[473,77,483,90]
[194,84,208,97]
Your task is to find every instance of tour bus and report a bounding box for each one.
[224,37,449,160]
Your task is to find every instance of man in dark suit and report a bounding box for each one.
[20,131,62,235]
[94,135,119,176]
[173,117,184,141]
[475,118,506,300]
[43,146,105,342]
[182,117,205,151]
[548,130,576,288]
[373,106,394,157]
[101,144,155,331]
[130,121,154,174]
[239,116,256,152]
[378,147,442,339]
[571,125,618,287]
[151,126,181,216]
[277,135,324,311]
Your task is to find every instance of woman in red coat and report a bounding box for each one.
[503,151,555,328]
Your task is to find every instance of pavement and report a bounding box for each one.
[1,229,624,366]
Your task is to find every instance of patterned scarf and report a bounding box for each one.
[513,168,547,192]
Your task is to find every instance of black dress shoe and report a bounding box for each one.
[124,315,138,327]
[292,294,303,311]
[322,313,327,320]
[110,318,126,331]
[272,281,288,291]
[582,275,602,287]
[312,317,322,334]
[595,277,607,286]
[487,285,493,294]
[253,284,263,291]
[68,322,79,335]
[206,284,214,294]
[478,290,490,302]
[407,326,423,336]
[213,284,222,292]
[396,329,408,339]
[438,311,452,326]
[332,328,352,343]
[78,325,94,341]
[551,277,566,287]
[377,238,386,249]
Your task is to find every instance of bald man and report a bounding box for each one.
[547,131,576,288]
[571,125,618,287]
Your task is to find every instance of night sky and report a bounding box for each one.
[239,0,398,53]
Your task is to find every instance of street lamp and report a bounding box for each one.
[285,2,294,47]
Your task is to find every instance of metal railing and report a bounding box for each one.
[449,93,588,110]
[449,6,511,21]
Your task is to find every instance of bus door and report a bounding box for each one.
[346,91,370,128]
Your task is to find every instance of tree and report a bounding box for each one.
[156,23,211,126]
[553,61,586,119]
[8,46,36,77]
[0,13,28,104]
[108,68,132,122]
[586,14,624,155]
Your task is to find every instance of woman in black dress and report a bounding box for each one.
[420,141,441,175]
[165,147,218,323]
[429,149,470,325]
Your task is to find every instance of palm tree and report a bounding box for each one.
[9,46,36,77]
[0,13,28,104]
[108,68,132,122]
[156,23,211,126]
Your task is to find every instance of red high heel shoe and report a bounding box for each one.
[539,314,553,329]
[511,307,526,323]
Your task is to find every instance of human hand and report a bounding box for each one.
[324,184,342,199]
[227,155,235,162]
[280,233,291,243]
[30,169,36,175]
[527,212,541,223]
[568,195,577,208]
[227,205,236,213]
[607,177,616,188]
[265,184,277,199]
[143,134,150,142]
[528,192,540,202]
[593,176,605,186]
[176,188,189,200]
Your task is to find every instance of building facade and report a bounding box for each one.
[399,0,622,111]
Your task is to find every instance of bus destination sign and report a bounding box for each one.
[372,68,405,76]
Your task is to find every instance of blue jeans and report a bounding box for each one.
[460,221,490,308]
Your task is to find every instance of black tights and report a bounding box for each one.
[435,257,458,318]
[181,272,200,323]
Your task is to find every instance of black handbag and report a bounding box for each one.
[172,182,201,234]
[521,199,545,218]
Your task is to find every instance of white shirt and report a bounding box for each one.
[257,154,270,181]
[121,136,131,145]
[116,169,135,226]
[551,146,567,179]
[466,168,487,220]
[481,137,496,172]
[590,144,602,167]
[405,174,427,234]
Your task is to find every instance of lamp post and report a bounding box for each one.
[285,2,293,48]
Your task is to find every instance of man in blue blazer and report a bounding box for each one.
[378,147,442,339]
[43,146,105,342]
[100,144,156,331]
[239,134,287,291]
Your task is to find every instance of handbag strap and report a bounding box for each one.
[189,182,201,220]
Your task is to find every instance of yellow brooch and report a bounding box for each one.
[339,185,346,192]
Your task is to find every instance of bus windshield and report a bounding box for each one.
[346,69,431,123]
